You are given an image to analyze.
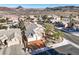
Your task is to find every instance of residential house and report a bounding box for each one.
[1,15,19,23]
[0,29,22,47]
[24,22,46,50]
[50,15,61,23]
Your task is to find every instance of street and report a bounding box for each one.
[0,44,26,55]
[55,44,79,55]
[56,27,79,45]
[63,32,79,45]
[54,31,79,55]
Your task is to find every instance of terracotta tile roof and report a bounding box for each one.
[28,39,46,50]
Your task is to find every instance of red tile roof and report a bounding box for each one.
[28,39,46,50]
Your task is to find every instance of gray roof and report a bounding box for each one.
[0,30,15,40]
[24,22,38,37]
[0,29,21,40]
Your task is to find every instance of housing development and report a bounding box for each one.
[0,4,79,55]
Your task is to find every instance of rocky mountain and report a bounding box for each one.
[0,7,15,11]
[45,6,79,11]
[0,6,79,15]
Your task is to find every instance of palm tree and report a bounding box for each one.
[69,14,75,28]
[44,23,64,45]
[18,17,28,52]
[52,31,63,42]
[69,14,73,20]
[60,16,63,20]
[21,30,28,52]
[44,23,55,35]
[26,16,30,22]
[0,40,2,46]
[6,17,9,23]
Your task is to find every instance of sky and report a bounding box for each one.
[0,4,79,8]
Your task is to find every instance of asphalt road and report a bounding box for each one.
[56,27,79,45]
[55,29,79,55]
[0,44,26,55]
[63,32,79,45]
[55,44,79,55]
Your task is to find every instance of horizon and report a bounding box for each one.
[0,4,79,8]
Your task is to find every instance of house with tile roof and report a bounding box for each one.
[24,22,46,51]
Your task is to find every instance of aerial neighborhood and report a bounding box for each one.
[0,5,79,55]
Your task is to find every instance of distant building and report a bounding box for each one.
[3,15,19,23]
[50,15,61,23]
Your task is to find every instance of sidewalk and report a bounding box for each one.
[70,32,79,36]
[52,39,70,48]
[49,38,79,50]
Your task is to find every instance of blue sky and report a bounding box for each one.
[0,4,79,8]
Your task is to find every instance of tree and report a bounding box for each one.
[0,25,7,29]
[44,23,55,35]
[60,16,63,20]
[21,30,28,52]
[0,40,2,45]
[44,23,63,44]
[69,14,75,28]
[18,18,28,52]
[0,19,6,23]
[26,16,34,22]
[53,31,63,41]
[69,14,73,20]
[42,15,48,23]
[6,17,9,24]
